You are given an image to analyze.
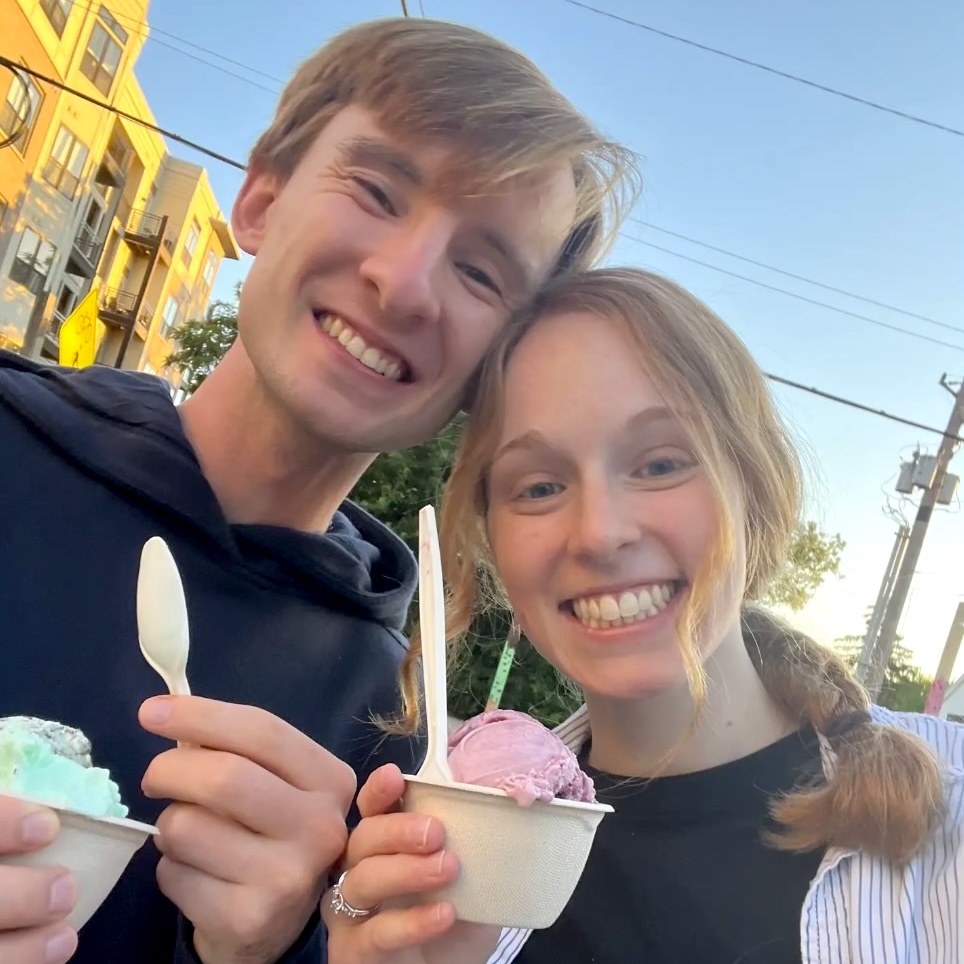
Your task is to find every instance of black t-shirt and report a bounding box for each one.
[518,727,824,964]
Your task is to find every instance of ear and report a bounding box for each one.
[231,163,280,257]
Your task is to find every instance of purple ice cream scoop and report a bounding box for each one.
[447,709,596,807]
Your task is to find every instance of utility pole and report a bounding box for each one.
[866,375,964,699]
[923,603,964,716]
[855,523,910,684]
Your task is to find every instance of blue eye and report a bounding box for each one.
[643,458,684,477]
[520,481,564,500]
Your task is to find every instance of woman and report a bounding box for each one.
[323,268,963,964]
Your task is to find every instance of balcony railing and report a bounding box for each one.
[99,287,138,327]
[125,209,164,242]
[72,223,100,263]
[48,310,68,341]
[99,288,156,334]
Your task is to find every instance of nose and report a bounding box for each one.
[359,212,450,330]
[568,483,643,564]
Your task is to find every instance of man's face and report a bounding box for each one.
[231,106,578,454]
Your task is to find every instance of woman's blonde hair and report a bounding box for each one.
[249,18,640,273]
[399,267,944,865]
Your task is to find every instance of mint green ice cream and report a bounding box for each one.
[0,717,127,819]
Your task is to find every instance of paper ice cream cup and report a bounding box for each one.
[0,801,157,929]
[402,775,612,930]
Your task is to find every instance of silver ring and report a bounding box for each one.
[329,871,380,921]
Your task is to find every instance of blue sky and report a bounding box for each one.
[131,0,963,675]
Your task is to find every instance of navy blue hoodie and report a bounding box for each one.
[0,350,425,963]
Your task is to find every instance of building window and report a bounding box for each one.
[182,218,200,268]
[98,7,129,44]
[0,69,42,152]
[43,126,89,199]
[9,229,57,295]
[160,294,183,339]
[39,0,72,37]
[80,19,124,96]
[202,250,217,288]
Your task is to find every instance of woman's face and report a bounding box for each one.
[485,310,747,701]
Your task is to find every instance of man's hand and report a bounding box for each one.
[0,795,78,963]
[140,696,356,964]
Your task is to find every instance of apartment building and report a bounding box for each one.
[0,0,239,383]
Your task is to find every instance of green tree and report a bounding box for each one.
[763,521,845,612]
[834,635,932,712]
[164,286,240,393]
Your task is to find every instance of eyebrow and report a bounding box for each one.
[491,407,677,465]
[338,136,424,186]
[340,137,535,293]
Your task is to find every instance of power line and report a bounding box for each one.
[66,0,286,87]
[136,32,279,96]
[621,233,964,353]
[561,0,964,137]
[629,219,961,336]
[0,55,247,171]
[763,373,963,443]
[9,53,960,361]
[62,0,284,96]
[5,58,961,443]
[0,62,31,149]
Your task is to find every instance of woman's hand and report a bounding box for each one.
[323,765,499,964]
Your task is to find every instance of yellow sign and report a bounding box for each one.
[58,286,104,368]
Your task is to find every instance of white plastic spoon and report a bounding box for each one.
[413,506,454,783]
[136,536,191,698]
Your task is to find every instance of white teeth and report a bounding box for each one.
[316,313,405,381]
[570,582,678,629]
[618,591,639,618]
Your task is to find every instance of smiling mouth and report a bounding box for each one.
[564,581,685,629]
[313,311,411,382]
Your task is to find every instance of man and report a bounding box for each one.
[0,17,636,964]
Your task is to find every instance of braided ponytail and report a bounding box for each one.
[742,607,945,864]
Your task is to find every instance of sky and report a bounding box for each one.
[126,0,963,675]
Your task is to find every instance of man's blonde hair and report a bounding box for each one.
[250,18,639,272]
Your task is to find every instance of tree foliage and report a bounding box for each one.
[763,521,845,612]
[834,635,932,713]
[164,286,240,394]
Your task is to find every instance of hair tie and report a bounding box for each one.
[821,709,873,742]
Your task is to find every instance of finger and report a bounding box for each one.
[356,765,406,820]
[341,850,459,910]
[0,924,78,964]
[156,856,322,955]
[0,796,60,855]
[345,812,445,868]
[155,802,320,890]
[144,747,340,839]
[139,696,356,803]
[0,865,76,929]
[155,856,246,946]
[326,903,455,956]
